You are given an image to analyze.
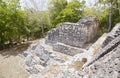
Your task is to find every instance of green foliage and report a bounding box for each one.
[83,0,120,35]
[0,0,27,44]
[25,10,51,38]
[49,0,68,27]
[49,0,85,27]
[55,1,85,24]
[0,0,51,48]
[99,0,120,32]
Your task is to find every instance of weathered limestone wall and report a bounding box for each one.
[46,16,99,48]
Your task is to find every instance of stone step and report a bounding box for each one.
[52,42,87,56]
[38,39,71,62]
[24,39,72,74]
[39,38,87,56]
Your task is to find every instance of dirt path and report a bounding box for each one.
[0,48,29,78]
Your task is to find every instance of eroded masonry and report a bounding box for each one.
[22,16,120,78]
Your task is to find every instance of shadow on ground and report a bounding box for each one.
[0,43,31,58]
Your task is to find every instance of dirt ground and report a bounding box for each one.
[0,48,29,78]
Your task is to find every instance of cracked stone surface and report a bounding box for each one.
[22,17,120,78]
[46,16,99,48]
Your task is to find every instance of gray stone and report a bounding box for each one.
[34,44,47,56]
[81,43,120,78]
[22,17,120,78]
[46,16,99,48]
[26,55,33,67]
[87,35,120,66]
[22,51,30,57]
[26,66,40,74]
[53,43,85,56]
[25,42,69,69]
[32,45,51,67]
[79,26,120,78]
[102,23,120,47]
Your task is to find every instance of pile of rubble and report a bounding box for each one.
[22,16,120,78]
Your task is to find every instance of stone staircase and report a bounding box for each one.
[38,39,72,61]
[23,38,75,74]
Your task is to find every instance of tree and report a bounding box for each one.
[108,0,113,32]
[98,0,118,32]
[83,0,120,35]
[56,0,85,23]
[0,0,28,48]
[24,0,51,37]
[49,0,68,27]
[49,0,85,27]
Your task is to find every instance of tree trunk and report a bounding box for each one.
[108,0,113,32]
[118,0,120,15]
[41,24,45,37]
